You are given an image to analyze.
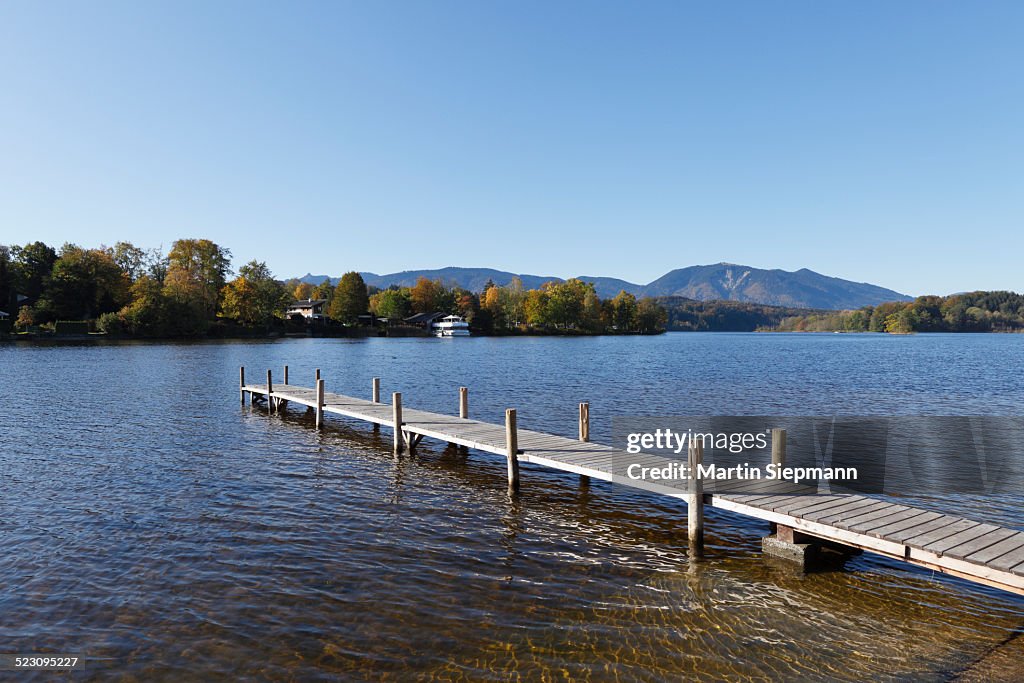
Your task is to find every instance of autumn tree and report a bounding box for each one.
[293,282,314,300]
[410,276,446,314]
[221,260,289,327]
[163,238,231,319]
[329,271,369,323]
[609,290,638,330]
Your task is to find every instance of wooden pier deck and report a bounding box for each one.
[241,369,1024,598]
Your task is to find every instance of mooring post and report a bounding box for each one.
[372,377,380,403]
[506,408,520,493]
[283,365,289,385]
[267,369,274,414]
[392,392,404,454]
[578,402,590,441]
[687,439,704,555]
[578,401,591,488]
[459,387,468,419]
[772,428,787,468]
[315,378,324,430]
[770,428,787,533]
[239,366,245,405]
[315,368,320,381]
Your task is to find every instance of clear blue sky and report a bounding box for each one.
[1,1,1021,296]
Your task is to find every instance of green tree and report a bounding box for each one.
[108,241,148,281]
[609,290,638,330]
[121,275,170,336]
[11,241,57,300]
[0,246,12,314]
[370,288,412,319]
[329,271,369,323]
[313,277,334,302]
[635,298,668,333]
[39,244,130,320]
[163,238,231,319]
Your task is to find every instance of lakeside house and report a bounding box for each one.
[287,299,327,321]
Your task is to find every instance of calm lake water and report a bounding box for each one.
[2,333,1023,681]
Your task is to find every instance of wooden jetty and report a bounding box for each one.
[240,367,1024,597]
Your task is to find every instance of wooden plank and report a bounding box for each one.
[868,511,945,539]
[942,527,1020,561]
[854,508,936,534]
[803,498,886,524]
[778,496,858,517]
[904,518,981,549]
[884,514,961,543]
[962,532,1024,565]
[920,523,1000,555]
[833,504,908,531]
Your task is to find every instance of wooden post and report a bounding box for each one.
[315,368,320,381]
[772,428,787,468]
[315,378,324,430]
[283,365,289,385]
[459,387,468,419]
[506,408,520,493]
[578,401,590,487]
[267,369,274,414]
[687,439,704,554]
[578,402,590,441]
[770,428,787,533]
[239,366,245,404]
[372,378,381,432]
[392,392,404,454]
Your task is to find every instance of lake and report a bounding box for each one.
[2,333,1023,681]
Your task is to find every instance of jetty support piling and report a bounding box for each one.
[266,370,274,413]
[240,366,245,405]
[372,378,381,432]
[687,439,704,555]
[460,387,468,419]
[392,392,404,454]
[769,428,786,533]
[506,408,520,493]
[315,379,324,430]
[578,402,591,487]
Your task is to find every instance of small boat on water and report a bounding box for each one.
[432,314,471,337]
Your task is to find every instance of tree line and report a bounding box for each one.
[0,239,667,336]
[772,292,1024,333]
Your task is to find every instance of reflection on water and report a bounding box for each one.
[1,333,1022,680]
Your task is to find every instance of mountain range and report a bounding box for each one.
[296,263,912,310]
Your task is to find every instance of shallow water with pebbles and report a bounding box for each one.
[1,333,1022,680]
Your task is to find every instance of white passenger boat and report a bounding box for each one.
[432,314,471,337]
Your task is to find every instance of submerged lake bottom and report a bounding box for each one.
[2,333,1023,681]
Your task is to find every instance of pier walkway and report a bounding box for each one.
[240,368,1024,597]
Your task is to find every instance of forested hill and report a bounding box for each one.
[772,292,1024,333]
[654,297,827,332]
